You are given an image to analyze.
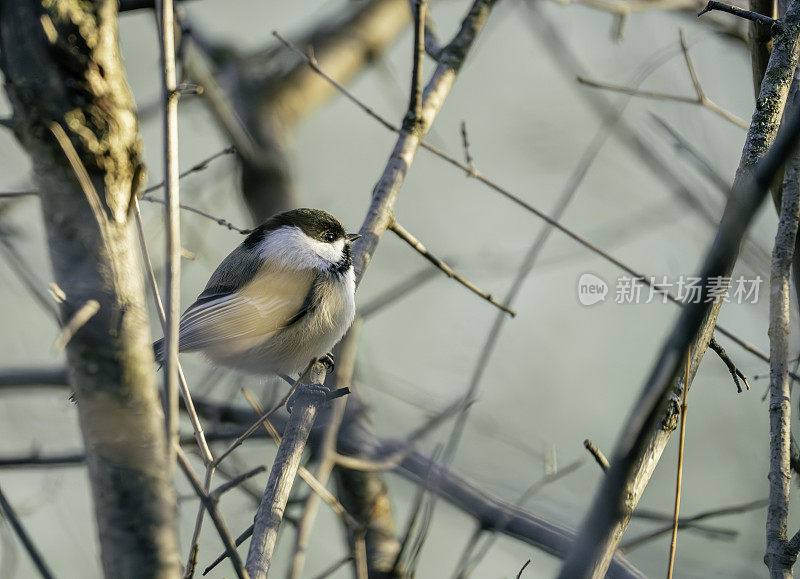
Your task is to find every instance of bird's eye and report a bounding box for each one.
[323,232,336,243]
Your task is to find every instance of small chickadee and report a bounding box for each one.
[154,208,359,376]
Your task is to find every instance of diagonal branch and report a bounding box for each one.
[0,484,55,579]
[389,220,515,316]
[560,2,800,575]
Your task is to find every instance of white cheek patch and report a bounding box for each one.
[312,238,344,264]
[258,226,344,270]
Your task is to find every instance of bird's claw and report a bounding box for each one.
[286,382,330,414]
[320,352,335,372]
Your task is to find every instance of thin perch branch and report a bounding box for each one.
[245,362,331,579]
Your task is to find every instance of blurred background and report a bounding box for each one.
[0,0,792,577]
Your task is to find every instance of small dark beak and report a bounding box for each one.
[347,233,362,242]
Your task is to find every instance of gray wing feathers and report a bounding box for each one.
[169,264,315,356]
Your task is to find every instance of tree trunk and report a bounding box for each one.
[0,2,180,577]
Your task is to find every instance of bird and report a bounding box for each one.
[153,208,359,376]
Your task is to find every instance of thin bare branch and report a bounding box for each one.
[699,0,780,26]
[155,0,182,471]
[139,195,250,234]
[389,220,515,316]
[456,459,585,576]
[143,146,235,194]
[403,0,426,133]
[176,448,246,579]
[333,397,465,472]
[622,499,767,551]
[583,439,610,471]
[576,33,748,130]
[0,484,55,579]
[308,555,353,579]
[709,337,750,392]
[52,299,100,351]
[667,349,691,579]
[210,466,266,499]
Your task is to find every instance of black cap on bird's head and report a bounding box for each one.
[243,208,358,248]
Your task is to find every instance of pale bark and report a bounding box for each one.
[0,2,179,577]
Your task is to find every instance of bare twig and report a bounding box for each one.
[698,0,780,26]
[709,337,750,392]
[52,299,100,351]
[403,0,426,134]
[210,466,266,499]
[622,499,767,551]
[354,529,369,579]
[1,147,245,234]
[239,390,362,530]
[134,200,213,463]
[583,439,610,471]
[667,348,691,579]
[455,459,585,576]
[389,220,515,316]
[139,195,250,234]
[134,196,215,577]
[142,146,235,194]
[212,370,307,467]
[0,484,55,579]
[0,368,68,389]
[460,121,476,172]
[176,449,246,579]
[309,556,353,579]
[649,114,731,192]
[0,453,85,468]
[155,0,182,470]
[0,236,59,322]
[202,524,255,576]
[332,397,465,472]
[576,31,748,129]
